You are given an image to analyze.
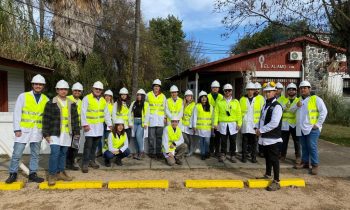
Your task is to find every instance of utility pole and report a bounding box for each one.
[131,0,141,100]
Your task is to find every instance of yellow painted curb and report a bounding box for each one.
[108,180,169,189]
[247,178,306,188]
[185,180,244,188]
[0,181,24,190]
[39,181,103,190]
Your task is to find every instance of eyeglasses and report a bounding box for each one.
[224,89,232,92]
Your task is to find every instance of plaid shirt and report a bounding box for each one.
[42,97,80,138]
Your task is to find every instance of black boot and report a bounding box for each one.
[115,157,123,166]
[104,159,111,167]
[28,172,44,183]
[5,173,17,184]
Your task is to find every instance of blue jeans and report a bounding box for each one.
[104,148,130,160]
[9,142,41,174]
[299,128,320,166]
[133,118,144,153]
[199,137,210,156]
[49,145,68,175]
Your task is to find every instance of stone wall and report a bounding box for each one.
[304,44,330,93]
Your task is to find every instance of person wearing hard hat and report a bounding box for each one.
[66,82,84,171]
[128,89,150,160]
[162,116,188,166]
[80,81,112,173]
[112,87,132,154]
[239,82,263,163]
[293,81,327,175]
[146,79,167,159]
[182,90,196,156]
[96,90,114,157]
[193,91,214,160]
[278,83,301,163]
[255,82,266,157]
[102,118,130,167]
[208,80,224,157]
[5,74,49,184]
[165,85,183,125]
[42,80,80,186]
[255,81,283,191]
[214,84,242,163]
[276,82,287,104]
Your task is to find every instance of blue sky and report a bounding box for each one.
[141,0,244,61]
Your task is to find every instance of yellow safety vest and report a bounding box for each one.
[279,97,300,125]
[67,95,81,123]
[208,93,223,107]
[59,100,70,133]
[115,102,129,126]
[20,92,49,129]
[86,93,106,124]
[182,102,195,127]
[195,103,213,131]
[166,97,183,123]
[102,133,126,153]
[130,101,150,127]
[107,102,113,117]
[147,92,165,116]
[277,95,287,104]
[162,125,181,152]
[307,95,319,125]
[214,98,242,126]
[239,96,262,124]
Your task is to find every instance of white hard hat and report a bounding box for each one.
[211,80,220,88]
[184,90,193,96]
[255,82,262,89]
[119,87,129,95]
[223,84,233,90]
[245,82,256,90]
[276,82,284,89]
[137,89,146,95]
[198,90,208,98]
[72,82,83,91]
[93,81,104,89]
[104,89,113,96]
[299,80,311,88]
[263,82,277,91]
[171,116,180,121]
[55,80,69,89]
[31,74,46,84]
[170,85,179,92]
[114,118,124,125]
[152,79,162,86]
[286,83,297,90]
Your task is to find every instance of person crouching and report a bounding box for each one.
[103,118,130,167]
[42,80,80,186]
[162,117,188,166]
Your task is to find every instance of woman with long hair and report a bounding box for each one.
[182,90,196,156]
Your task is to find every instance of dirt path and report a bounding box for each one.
[0,169,349,210]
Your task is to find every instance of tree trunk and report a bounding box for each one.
[131,0,141,100]
[25,0,38,39]
[39,0,44,39]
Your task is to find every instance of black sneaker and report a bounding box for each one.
[251,158,258,163]
[175,159,183,165]
[5,173,17,184]
[66,164,79,171]
[267,180,281,191]
[28,172,44,183]
[104,159,111,167]
[115,157,123,166]
[241,158,247,163]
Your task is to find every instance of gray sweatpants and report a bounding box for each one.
[148,127,163,154]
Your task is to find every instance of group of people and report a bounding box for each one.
[4,74,327,191]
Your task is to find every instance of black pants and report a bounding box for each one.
[242,133,257,160]
[210,129,221,154]
[148,127,163,155]
[66,147,78,166]
[263,142,281,181]
[82,136,101,165]
[218,126,237,156]
[281,127,300,157]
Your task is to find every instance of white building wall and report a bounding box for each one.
[328,72,344,95]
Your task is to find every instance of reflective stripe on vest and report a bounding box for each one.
[280,97,299,125]
[240,96,262,124]
[86,93,106,124]
[216,99,241,123]
[162,126,182,152]
[102,133,126,153]
[167,97,183,116]
[20,92,49,129]
[307,95,319,125]
[196,104,212,131]
[116,102,129,126]
[147,92,165,116]
[182,102,195,126]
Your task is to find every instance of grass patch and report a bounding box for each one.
[320,124,350,147]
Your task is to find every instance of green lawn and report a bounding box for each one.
[320,124,350,147]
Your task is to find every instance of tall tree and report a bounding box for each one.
[131,0,141,99]
[39,0,44,39]
[25,0,38,39]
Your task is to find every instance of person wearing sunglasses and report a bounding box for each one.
[214,84,242,163]
[80,81,112,173]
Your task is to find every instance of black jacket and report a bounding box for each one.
[42,96,80,138]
